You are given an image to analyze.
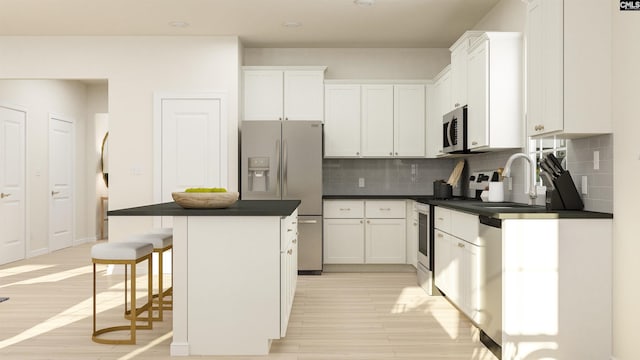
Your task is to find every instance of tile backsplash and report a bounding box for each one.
[323,134,613,214]
[323,158,457,196]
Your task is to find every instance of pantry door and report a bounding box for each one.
[157,95,227,227]
[0,105,26,265]
[49,114,75,252]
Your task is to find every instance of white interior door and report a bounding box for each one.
[0,105,26,265]
[49,115,74,252]
[161,98,226,227]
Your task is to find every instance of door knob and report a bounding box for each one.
[51,191,60,196]
[0,192,11,199]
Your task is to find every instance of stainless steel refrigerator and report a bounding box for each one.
[241,120,323,273]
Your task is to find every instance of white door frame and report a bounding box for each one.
[152,92,228,227]
[49,113,76,251]
[0,102,28,261]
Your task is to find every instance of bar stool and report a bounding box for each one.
[127,230,173,321]
[91,242,154,345]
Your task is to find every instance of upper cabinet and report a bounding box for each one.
[526,0,611,138]
[242,66,326,121]
[324,81,427,158]
[449,31,484,111]
[426,66,451,158]
[467,32,523,151]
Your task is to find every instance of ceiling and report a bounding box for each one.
[0,0,499,48]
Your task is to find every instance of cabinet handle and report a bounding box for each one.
[437,217,444,221]
[360,220,363,224]
[51,191,60,196]
[278,117,282,121]
[413,222,417,226]
[292,239,297,244]
[291,221,297,225]
[389,152,393,156]
[0,192,11,199]
[287,249,293,255]
[437,233,443,238]
[535,124,545,131]
[298,220,317,224]
[458,242,465,248]
[285,117,288,121]
[379,208,391,211]
[367,220,370,224]
[339,208,351,211]
[471,141,478,145]
[287,228,293,232]
[356,152,360,156]
[395,152,398,156]
[455,103,460,107]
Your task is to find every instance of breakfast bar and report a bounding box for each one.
[108,200,300,356]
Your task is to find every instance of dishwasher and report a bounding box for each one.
[478,215,502,359]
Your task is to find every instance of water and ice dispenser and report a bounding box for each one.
[247,157,270,192]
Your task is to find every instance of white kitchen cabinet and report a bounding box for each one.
[449,31,483,111]
[323,200,406,264]
[280,211,298,337]
[324,81,427,159]
[323,218,365,264]
[243,66,326,121]
[324,84,361,157]
[405,200,418,268]
[433,206,480,322]
[526,0,611,138]
[467,32,523,151]
[426,66,451,158]
[361,85,394,157]
[394,85,426,157]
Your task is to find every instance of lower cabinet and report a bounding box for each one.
[323,200,406,264]
[280,211,298,337]
[433,207,480,323]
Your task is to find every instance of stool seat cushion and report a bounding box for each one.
[92,242,153,261]
[127,233,173,249]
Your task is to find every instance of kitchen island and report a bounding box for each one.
[108,200,300,356]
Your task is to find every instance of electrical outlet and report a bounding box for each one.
[593,151,600,170]
[358,177,365,188]
[581,176,588,195]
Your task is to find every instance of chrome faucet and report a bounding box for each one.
[503,152,537,205]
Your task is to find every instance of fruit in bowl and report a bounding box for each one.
[172,188,239,208]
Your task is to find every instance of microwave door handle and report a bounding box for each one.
[446,120,454,150]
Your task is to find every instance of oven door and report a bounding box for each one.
[417,211,429,268]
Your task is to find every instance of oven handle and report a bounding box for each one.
[446,119,454,149]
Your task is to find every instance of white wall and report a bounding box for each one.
[0,36,241,243]
[473,0,527,33]
[86,84,109,240]
[0,80,91,254]
[243,48,450,79]
[612,2,640,359]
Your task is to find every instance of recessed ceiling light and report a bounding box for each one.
[282,21,302,28]
[354,0,375,6]
[168,21,190,28]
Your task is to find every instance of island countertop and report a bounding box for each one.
[108,200,301,217]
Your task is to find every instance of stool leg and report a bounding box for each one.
[131,262,136,344]
[93,262,97,336]
[147,254,153,326]
[157,250,164,321]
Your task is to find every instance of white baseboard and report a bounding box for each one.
[29,248,49,258]
[73,236,96,246]
[170,342,190,356]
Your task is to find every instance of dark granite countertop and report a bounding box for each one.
[322,195,612,219]
[108,200,301,217]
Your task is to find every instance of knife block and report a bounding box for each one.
[541,170,584,210]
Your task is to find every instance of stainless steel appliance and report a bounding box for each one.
[442,106,468,154]
[416,202,437,295]
[241,120,323,274]
[478,215,502,359]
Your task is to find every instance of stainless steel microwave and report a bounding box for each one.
[442,106,468,154]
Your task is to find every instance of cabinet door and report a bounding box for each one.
[450,44,469,109]
[434,229,452,295]
[526,0,563,136]
[457,239,480,322]
[361,85,394,157]
[394,85,426,157]
[323,218,365,264]
[284,71,324,121]
[467,40,489,150]
[324,85,361,157]
[365,219,406,264]
[243,70,284,121]
[426,70,451,158]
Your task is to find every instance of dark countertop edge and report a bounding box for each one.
[108,200,301,217]
[323,194,437,201]
[427,199,613,220]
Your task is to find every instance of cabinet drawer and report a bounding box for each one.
[450,209,479,245]
[434,207,451,232]
[365,200,405,218]
[324,200,365,218]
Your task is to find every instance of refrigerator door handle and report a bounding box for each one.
[276,139,281,197]
[283,139,288,196]
[298,220,318,224]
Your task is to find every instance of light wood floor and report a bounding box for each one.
[0,243,497,360]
